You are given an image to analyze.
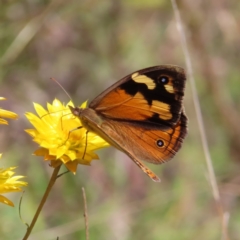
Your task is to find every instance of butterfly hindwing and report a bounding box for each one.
[98,111,187,164]
[77,109,187,181]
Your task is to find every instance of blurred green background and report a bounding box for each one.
[1,0,240,239]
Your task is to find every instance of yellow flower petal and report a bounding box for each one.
[0,109,18,119]
[0,97,18,125]
[0,119,8,125]
[0,155,28,207]
[0,195,14,207]
[25,99,110,173]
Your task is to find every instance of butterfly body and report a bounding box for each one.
[73,107,123,150]
[70,65,188,182]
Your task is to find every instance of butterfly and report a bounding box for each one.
[69,65,188,182]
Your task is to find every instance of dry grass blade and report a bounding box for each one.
[82,187,89,240]
[170,0,230,239]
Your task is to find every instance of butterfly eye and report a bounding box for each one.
[158,76,169,84]
[156,139,164,148]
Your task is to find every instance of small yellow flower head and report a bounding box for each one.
[0,154,28,207]
[25,99,109,173]
[0,97,18,125]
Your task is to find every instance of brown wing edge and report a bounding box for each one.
[172,109,188,155]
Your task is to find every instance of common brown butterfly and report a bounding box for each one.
[70,65,187,182]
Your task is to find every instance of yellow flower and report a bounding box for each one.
[25,99,109,173]
[0,154,28,207]
[0,97,18,125]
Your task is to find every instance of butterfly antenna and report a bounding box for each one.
[50,77,72,101]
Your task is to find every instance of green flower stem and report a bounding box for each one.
[22,164,62,240]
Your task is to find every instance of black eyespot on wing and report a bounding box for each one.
[158,76,169,84]
[144,68,186,98]
[156,139,164,147]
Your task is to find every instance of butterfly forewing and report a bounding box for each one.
[89,65,186,126]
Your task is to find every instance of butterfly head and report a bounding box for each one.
[69,105,82,118]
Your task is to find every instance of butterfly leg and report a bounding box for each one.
[82,130,89,160]
[67,126,89,160]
